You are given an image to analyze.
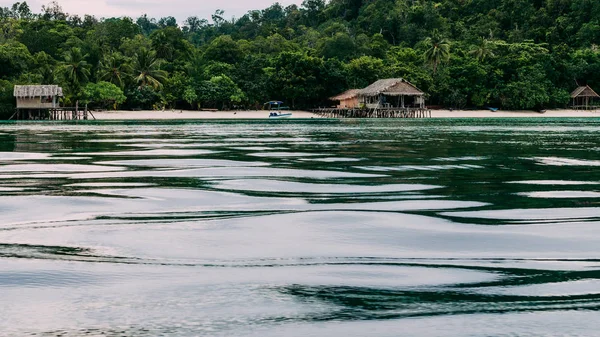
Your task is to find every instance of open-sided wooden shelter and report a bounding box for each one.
[330,89,360,109]
[571,85,600,110]
[358,79,425,109]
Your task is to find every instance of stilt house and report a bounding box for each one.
[12,85,88,120]
[571,85,599,110]
[329,89,360,109]
[358,79,425,109]
[14,85,63,109]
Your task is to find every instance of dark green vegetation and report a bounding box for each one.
[1,0,600,117]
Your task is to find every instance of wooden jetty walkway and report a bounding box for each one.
[10,107,96,121]
[313,107,432,118]
[12,85,96,121]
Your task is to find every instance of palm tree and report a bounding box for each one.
[34,51,57,84]
[151,31,174,61]
[132,48,168,89]
[98,52,132,88]
[469,37,496,62]
[62,47,91,90]
[423,30,451,74]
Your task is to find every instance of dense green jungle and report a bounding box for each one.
[1,0,600,117]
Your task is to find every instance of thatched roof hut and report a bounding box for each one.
[329,89,360,109]
[358,79,425,109]
[571,85,599,99]
[571,85,600,110]
[358,79,424,97]
[14,85,64,110]
[330,89,360,101]
[14,85,63,98]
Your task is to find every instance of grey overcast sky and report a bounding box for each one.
[9,0,303,22]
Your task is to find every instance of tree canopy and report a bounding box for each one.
[1,0,600,117]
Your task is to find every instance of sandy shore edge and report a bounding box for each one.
[91,109,600,120]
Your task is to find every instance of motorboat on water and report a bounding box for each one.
[269,111,293,118]
[264,101,292,118]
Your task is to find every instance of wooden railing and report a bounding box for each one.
[312,107,432,118]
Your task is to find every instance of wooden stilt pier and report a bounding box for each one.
[10,107,95,121]
[312,107,432,118]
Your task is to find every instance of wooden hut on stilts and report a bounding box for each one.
[314,78,431,118]
[359,79,425,109]
[330,89,360,109]
[11,85,91,120]
[357,78,429,118]
[571,85,600,111]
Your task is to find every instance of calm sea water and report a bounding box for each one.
[1,119,600,336]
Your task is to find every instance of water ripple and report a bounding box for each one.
[2,120,600,336]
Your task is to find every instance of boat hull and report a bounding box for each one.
[268,113,293,119]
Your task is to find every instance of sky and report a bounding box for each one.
[5,0,304,22]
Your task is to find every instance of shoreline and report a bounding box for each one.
[92,110,319,120]
[89,109,600,120]
[431,109,600,118]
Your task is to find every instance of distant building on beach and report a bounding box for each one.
[329,89,360,109]
[12,85,89,120]
[358,78,425,109]
[320,79,430,118]
[571,85,599,110]
[14,85,63,109]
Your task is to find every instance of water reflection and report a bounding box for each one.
[0,119,600,336]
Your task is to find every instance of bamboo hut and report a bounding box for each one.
[330,89,360,109]
[14,85,63,109]
[358,78,425,109]
[314,79,430,118]
[571,85,600,110]
[11,85,91,120]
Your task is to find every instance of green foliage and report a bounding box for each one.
[61,47,91,98]
[469,37,496,62]
[162,71,190,107]
[345,56,386,89]
[497,65,552,109]
[0,79,15,119]
[82,81,126,109]
[98,52,132,88]
[252,33,298,55]
[132,48,167,89]
[203,35,243,64]
[125,86,160,110]
[182,87,198,108]
[196,75,245,109]
[151,26,189,62]
[267,52,324,108]
[90,17,141,50]
[1,0,600,113]
[0,40,33,78]
[19,19,72,58]
[423,30,451,74]
[317,32,356,60]
[120,34,152,58]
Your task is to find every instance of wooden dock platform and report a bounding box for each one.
[10,107,95,121]
[313,107,432,118]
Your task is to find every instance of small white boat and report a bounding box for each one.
[265,101,292,119]
[269,112,293,118]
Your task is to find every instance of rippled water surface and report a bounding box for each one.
[2,119,600,336]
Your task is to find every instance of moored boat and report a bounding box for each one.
[269,112,293,118]
[264,100,292,118]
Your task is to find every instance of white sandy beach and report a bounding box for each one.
[91,109,600,120]
[92,110,320,120]
[431,109,600,118]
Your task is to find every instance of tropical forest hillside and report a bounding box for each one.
[1,0,600,116]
